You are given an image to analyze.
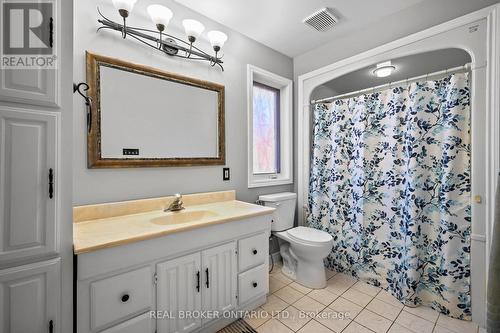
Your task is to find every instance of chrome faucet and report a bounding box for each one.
[164,193,184,212]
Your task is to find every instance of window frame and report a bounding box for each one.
[247,64,293,188]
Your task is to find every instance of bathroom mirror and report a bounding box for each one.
[85,52,225,168]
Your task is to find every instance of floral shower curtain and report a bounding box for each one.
[307,73,471,319]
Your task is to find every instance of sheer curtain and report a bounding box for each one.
[307,73,471,319]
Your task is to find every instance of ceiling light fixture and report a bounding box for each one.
[97,4,227,70]
[373,61,396,77]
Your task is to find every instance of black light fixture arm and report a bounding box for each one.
[96,8,224,71]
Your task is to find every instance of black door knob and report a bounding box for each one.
[252,282,258,288]
[121,294,130,303]
[252,249,258,255]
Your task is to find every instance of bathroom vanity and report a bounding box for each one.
[73,191,274,333]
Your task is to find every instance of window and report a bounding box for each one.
[253,82,280,174]
[247,65,292,188]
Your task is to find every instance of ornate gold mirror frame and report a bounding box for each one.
[86,52,225,168]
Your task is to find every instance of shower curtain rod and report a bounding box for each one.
[310,62,473,105]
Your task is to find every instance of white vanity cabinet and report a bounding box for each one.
[157,252,203,333]
[201,242,238,317]
[156,242,237,333]
[76,215,271,333]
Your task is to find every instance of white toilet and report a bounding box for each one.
[259,192,333,289]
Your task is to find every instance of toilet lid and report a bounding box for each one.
[288,227,332,245]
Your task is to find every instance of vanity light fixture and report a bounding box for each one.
[111,0,137,38]
[147,4,173,48]
[97,3,227,70]
[182,19,205,57]
[183,19,205,43]
[373,60,396,78]
[207,30,228,60]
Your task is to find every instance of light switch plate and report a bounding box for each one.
[223,167,230,181]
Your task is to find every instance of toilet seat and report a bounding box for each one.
[287,226,332,246]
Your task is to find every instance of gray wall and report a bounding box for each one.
[74,0,294,205]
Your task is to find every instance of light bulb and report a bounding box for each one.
[182,19,205,43]
[373,60,396,78]
[147,5,173,31]
[207,30,228,51]
[112,0,137,16]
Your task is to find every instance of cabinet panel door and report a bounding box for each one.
[100,312,155,333]
[0,69,57,107]
[0,258,60,333]
[157,252,202,333]
[0,107,58,265]
[90,266,153,331]
[202,242,237,317]
[0,0,59,107]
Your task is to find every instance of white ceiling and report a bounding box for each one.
[174,0,427,57]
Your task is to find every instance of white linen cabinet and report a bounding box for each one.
[0,258,61,333]
[0,0,72,331]
[0,108,59,265]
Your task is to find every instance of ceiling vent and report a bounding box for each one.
[303,8,338,32]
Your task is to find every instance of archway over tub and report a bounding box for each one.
[296,4,500,327]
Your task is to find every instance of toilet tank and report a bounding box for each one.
[258,192,297,231]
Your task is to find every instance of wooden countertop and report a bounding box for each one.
[73,199,274,254]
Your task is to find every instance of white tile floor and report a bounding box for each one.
[245,261,481,333]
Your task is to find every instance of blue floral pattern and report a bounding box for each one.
[307,73,471,319]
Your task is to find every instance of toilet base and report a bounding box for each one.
[279,242,297,280]
[279,240,328,289]
[295,258,327,289]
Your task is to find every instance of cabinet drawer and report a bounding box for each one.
[100,312,154,333]
[238,232,267,271]
[238,264,268,305]
[90,266,153,331]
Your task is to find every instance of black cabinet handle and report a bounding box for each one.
[48,168,54,199]
[252,249,258,255]
[48,320,54,333]
[252,282,258,288]
[205,268,209,288]
[196,271,200,292]
[49,17,54,48]
[121,294,130,303]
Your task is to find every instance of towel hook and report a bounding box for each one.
[73,82,92,133]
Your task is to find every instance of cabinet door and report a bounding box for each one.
[0,107,58,265]
[0,258,60,333]
[201,242,237,318]
[100,312,155,333]
[157,253,202,333]
[0,0,59,107]
[0,69,57,107]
